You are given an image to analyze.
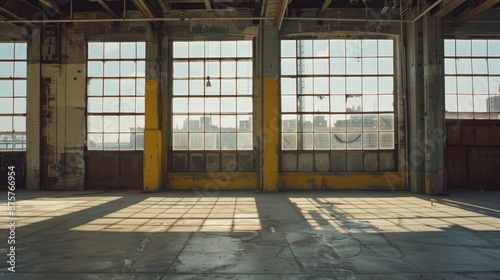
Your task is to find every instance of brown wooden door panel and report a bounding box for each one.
[445,147,468,187]
[86,151,142,190]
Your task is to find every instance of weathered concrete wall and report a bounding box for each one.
[37,20,149,190]
[40,25,86,190]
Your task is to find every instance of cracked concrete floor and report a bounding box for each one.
[1,189,500,280]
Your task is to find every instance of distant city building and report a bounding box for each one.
[488,96,500,113]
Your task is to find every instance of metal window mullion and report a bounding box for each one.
[218,59,222,151]
[297,40,304,150]
[486,59,492,114]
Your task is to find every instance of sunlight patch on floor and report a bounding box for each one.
[0,196,122,227]
[289,197,500,233]
[70,197,262,233]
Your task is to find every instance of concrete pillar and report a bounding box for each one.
[143,24,162,191]
[60,28,86,189]
[26,28,41,190]
[406,15,446,194]
[40,24,86,190]
[406,21,426,193]
[260,22,280,192]
[423,16,446,194]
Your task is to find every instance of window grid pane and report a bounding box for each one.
[281,39,395,151]
[445,39,500,120]
[172,40,253,152]
[0,42,27,151]
[87,42,145,150]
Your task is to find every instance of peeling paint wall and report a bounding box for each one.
[40,25,86,190]
[35,19,149,190]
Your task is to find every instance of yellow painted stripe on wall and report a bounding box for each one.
[278,172,404,191]
[166,173,258,190]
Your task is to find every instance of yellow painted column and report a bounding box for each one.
[262,78,279,192]
[143,79,162,191]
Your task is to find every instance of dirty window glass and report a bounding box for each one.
[172,40,253,152]
[87,42,145,150]
[280,39,395,151]
[445,39,500,120]
[0,42,27,151]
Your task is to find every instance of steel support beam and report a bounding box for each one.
[452,0,500,26]
[433,0,466,17]
[156,0,169,13]
[203,0,212,11]
[131,0,156,18]
[273,0,288,30]
[467,0,478,8]
[38,0,68,18]
[92,0,119,18]
[317,0,333,15]
[0,6,23,20]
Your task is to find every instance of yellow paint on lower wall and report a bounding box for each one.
[165,172,405,191]
[143,129,162,191]
[278,172,405,191]
[166,173,258,191]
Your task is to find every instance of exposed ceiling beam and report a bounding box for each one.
[0,6,24,20]
[131,0,155,18]
[467,0,477,8]
[203,0,212,11]
[317,0,333,15]
[0,6,36,28]
[91,0,120,18]
[433,0,466,17]
[0,13,30,31]
[451,0,500,26]
[260,0,267,17]
[38,0,68,18]
[273,0,288,30]
[1,0,46,20]
[157,0,169,13]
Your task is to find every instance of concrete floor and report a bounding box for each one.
[1,189,500,280]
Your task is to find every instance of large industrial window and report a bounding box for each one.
[171,40,254,172]
[0,42,27,151]
[87,42,145,150]
[445,39,500,119]
[280,39,396,172]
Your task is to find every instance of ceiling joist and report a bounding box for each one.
[0,6,37,28]
[131,0,156,18]
[38,0,68,18]
[90,0,120,18]
[317,0,333,15]
[451,0,500,26]
[433,0,466,17]
[156,0,169,13]
[273,0,288,30]
[203,0,212,11]
[0,6,24,20]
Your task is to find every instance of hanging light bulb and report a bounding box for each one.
[206,75,211,87]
